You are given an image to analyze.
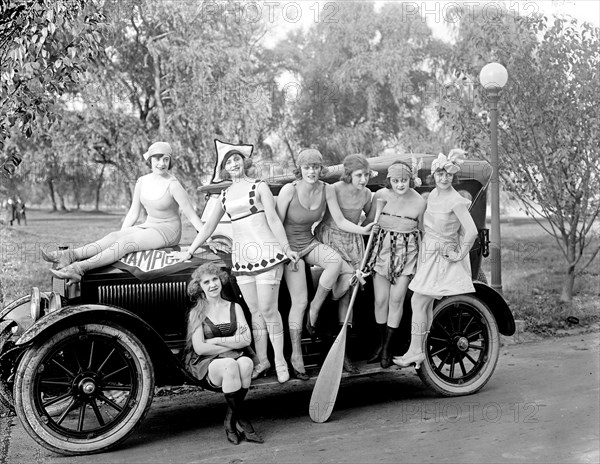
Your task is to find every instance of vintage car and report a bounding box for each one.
[0,153,515,455]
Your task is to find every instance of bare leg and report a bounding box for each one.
[305,244,342,326]
[387,276,410,329]
[284,260,308,375]
[373,273,390,324]
[392,292,432,369]
[208,358,242,394]
[50,229,167,283]
[332,261,354,301]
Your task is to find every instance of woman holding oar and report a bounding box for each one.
[314,154,374,373]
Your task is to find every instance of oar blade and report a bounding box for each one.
[308,327,348,423]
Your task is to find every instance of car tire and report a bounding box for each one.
[14,322,154,455]
[418,295,500,396]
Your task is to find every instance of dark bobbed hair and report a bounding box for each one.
[146,154,174,170]
[340,154,370,183]
[219,150,254,181]
[384,161,414,189]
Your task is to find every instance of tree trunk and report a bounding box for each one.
[560,238,577,303]
[47,179,57,212]
[560,265,575,302]
[151,49,166,137]
[58,191,67,211]
[94,164,106,211]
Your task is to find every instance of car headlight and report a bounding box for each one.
[30,287,43,322]
[48,292,62,313]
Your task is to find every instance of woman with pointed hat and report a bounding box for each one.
[178,140,299,384]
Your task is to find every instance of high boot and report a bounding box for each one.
[380,326,397,369]
[367,323,387,363]
[222,394,241,445]
[224,389,264,443]
[306,284,332,339]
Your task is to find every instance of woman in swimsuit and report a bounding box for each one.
[394,150,478,370]
[179,142,299,384]
[314,154,373,373]
[363,161,426,368]
[184,263,263,445]
[43,142,204,285]
[276,149,373,379]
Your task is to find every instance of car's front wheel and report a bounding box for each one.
[418,295,500,396]
[14,323,154,455]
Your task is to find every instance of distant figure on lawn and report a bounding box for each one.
[42,142,204,285]
[16,197,26,226]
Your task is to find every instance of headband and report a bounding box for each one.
[387,156,423,187]
[431,149,466,174]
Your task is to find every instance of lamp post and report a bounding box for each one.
[479,62,508,294]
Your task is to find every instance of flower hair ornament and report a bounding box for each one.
[431,148,466,174]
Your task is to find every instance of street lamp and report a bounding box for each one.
[479,62,508,294]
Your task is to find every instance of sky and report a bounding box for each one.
[261,0,599,47]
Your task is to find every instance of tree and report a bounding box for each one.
[94,0,276,194]
[0,0,105,150]
[441,9,600,302]
[270,2,451,163]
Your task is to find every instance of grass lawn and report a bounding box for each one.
[1,208,598,334]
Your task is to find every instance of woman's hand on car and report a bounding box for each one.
[173,250,193,262]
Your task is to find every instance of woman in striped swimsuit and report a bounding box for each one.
[363,161,426,368]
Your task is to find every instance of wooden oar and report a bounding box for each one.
[309,198,387,423]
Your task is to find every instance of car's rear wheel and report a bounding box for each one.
[14,323,154,455]
[418,295,500,396]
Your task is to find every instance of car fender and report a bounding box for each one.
[472,282,515,336]
[15,304,195,385]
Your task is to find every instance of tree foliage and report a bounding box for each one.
[441,8,600,301]
[270,2,451,163]
[0,0,105,141]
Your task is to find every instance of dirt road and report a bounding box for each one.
[1,331,598,463]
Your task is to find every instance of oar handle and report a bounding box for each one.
[359,198,387,270]
[342,198,387,327]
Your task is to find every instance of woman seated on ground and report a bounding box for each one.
[185,263,263,445]
[43,142,204,285]
[276,148,373,379]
